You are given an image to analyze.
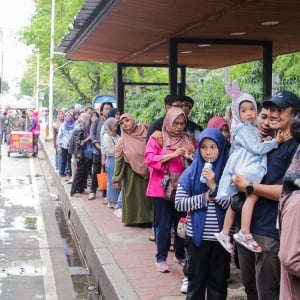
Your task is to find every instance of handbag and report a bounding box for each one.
[83,140,93,160]
[177,217,187,239]
[177,211,191,239]
[165,171,181,202]
[97,172,107,190]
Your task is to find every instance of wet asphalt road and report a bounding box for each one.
[0,143,75,299]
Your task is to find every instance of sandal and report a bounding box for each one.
[214,232,233,254]
[233,231,262,253]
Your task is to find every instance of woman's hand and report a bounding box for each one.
[57,145,62,153]
[113,182,121,190]
[173,147,186,157]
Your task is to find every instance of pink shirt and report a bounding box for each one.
[144,136,186,198]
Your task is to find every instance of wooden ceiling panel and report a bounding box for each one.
[57,0,300,69]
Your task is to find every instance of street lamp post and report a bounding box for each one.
[35,49,40,111]
[47,0,55,139]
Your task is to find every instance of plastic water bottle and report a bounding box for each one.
[200,160,213,184]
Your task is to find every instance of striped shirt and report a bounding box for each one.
[175,184,230,241]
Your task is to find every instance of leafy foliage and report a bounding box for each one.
[16,0,300,127]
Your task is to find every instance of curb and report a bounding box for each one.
[40,138,139,300]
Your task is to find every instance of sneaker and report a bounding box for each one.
[173,256,186,266]
[107,202,116,208]
[156,261,169,273]
[64,175,71,181]
[67,179,73,184]
[148,235,156,242]
[180,277,188,294]
[88,192,96,200]
[114,208,122,218]
[214,232,233,254]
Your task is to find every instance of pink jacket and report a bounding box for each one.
[144,136,186,198]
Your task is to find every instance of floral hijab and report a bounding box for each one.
[115,113,149,179]
[162,107,195,151]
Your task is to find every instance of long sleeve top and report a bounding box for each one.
[56,123,73,149]
[144,135,188,198]
[175,184,230,241]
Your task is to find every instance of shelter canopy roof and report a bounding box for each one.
[57,0,300,69]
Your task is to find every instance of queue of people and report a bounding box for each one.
[49,85,300,300]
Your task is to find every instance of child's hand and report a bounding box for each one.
[262,135,273,141]
[202,167,215,188]
[275,129,292,144]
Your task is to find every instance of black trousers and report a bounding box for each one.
[71,157,92,195]
[185,237,230,300]
[90,153,101,193]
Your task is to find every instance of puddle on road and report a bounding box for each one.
[0,172,102,298]
[55,205,102,299]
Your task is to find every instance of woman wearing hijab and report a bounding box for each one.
[102,117,121,207]
[28,110,40,156]
[112,113,153,225]
[53,109,65,171]
[57,111,74,180]
[145,107,196,273]
[278,112,300,300]
[69,113,92,196]
[175,128,230,299]
[207,116,231,148]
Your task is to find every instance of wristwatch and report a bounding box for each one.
[246,182,254,195]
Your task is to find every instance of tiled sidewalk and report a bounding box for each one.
[40,130,246,299]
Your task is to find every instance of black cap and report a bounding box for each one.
[263,90,300,108]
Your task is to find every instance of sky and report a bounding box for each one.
[0,0,35,93]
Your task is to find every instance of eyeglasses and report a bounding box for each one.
[182,104,193,109]
[172,121,186,127]
[170,104,184,108]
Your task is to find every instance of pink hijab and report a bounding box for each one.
[115,113,149,179]
[162,107,195,151]
[207,116,228,130]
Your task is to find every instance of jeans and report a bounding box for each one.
[1,129,7,143]
[55,151,62,171]
[106,156,120,203]
[237,234,280,300]
[60,148,71,177]
[152,197,186,262]
[116,192,122,209]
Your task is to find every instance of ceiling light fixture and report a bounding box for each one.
[153,60,163,63]
[180,50,192,54]
[230,32,246,36]
[198,44,211,48]
[261,21,279,26]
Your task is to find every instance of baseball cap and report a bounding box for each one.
[263,90,300,108]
